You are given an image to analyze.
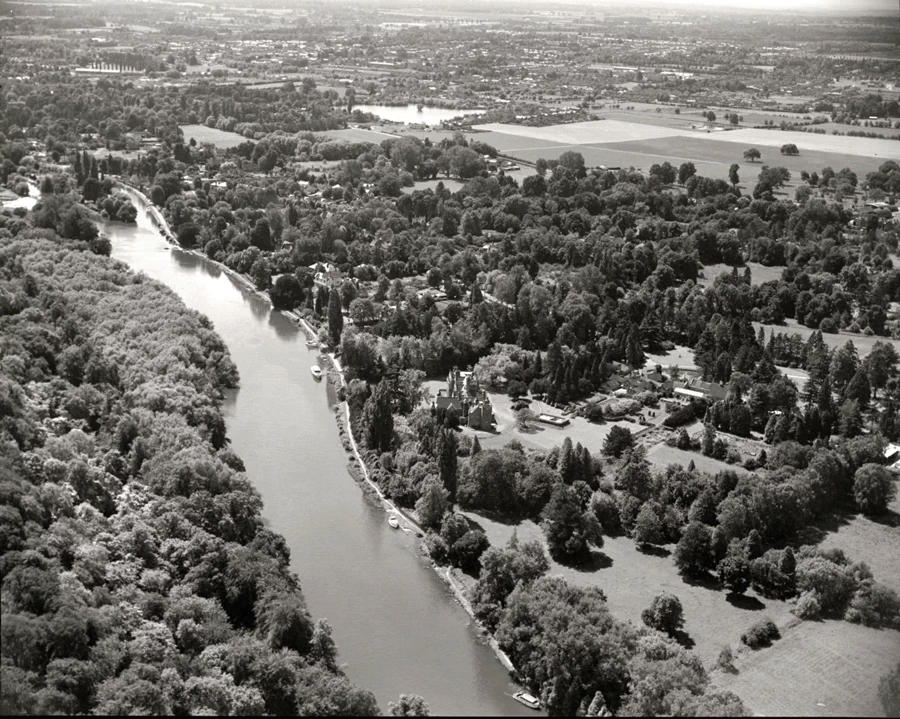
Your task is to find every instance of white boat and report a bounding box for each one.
[310,365,323,380]
[305,339,317,347]
[513,691,540,710]
[388,514,400,529]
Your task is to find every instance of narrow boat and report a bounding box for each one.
[513,691,540,710]
[388,514,400,529]
[310,365,323,380]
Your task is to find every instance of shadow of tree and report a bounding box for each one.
[792,508,855,546]
[465,509,524,528]
[638,544,672,558]
[726,593,766,611]
[871,509,900,529]
[566,549,614,572]
[681,571,722,591]
[672,629,696,650]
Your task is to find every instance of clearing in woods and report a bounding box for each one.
[179,124,252,148]
[753,320,900,359]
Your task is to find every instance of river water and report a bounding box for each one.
[101,197,536,716]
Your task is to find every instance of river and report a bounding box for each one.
[100,197,537,717]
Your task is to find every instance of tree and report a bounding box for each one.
[82,177,102,202]
[674,521,714,576]
[844,369,871,409]
[471,535,549,629]
[449,530,490,573]
[415,478,449,529]
[743,148,761,162]
[864,342,899,398]
[641,593,684,635]
[616,447,653,501]
[632,504,664,548]
[363,378,394,453]
[780,143,799,156]
[839,399,863,438]
[603,426,634,458]
[678,162,697,185]
[327,290,343,346]
[389,694,432,716]
[437,429,459,505]
[269,274,304,311]
[718,555,751,595]
[729,163,740,187]
[702,424,715,456]
[853,464,896,516]
[542,484,602,563]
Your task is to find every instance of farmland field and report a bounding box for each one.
[179,124,252,148]
[468,118,897,187]
[473,119,692,144]
[322,127,400,143]
[595,135,890,180]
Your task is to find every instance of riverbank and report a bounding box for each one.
[112,182,528,699]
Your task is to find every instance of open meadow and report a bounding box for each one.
[179,124,252,148]
[698,261,784,287]
[753,320,900,359]
[458,512,898,717]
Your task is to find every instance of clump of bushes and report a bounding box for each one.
[741,618,781,649]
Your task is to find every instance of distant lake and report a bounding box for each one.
[353,104,485,126]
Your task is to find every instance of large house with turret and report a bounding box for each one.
[433,367,495,431]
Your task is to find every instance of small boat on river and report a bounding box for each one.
[310,365,323,380]
[388,514,400,529]
[513,691,540,710]
[305,339,317,347]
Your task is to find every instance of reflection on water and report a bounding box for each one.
[354,103,485,125]
[101,192,540,718]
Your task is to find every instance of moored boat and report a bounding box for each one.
[310,365,323,380]
[513,691,540,710]
[388,514,400,529]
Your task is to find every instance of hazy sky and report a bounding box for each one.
[506,0,897,11]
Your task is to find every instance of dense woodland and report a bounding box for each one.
[0,229,392,715]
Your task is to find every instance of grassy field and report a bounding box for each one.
[462,508,899,718]
[753,320,900,359]
[698,261,785,288]
[322,127,400,143]
[647,444,748,476]
[715,618,900,717]
[816,491,900,594]
[179,124,251,148]
[645,345,700,371]
[504,144,728,178]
